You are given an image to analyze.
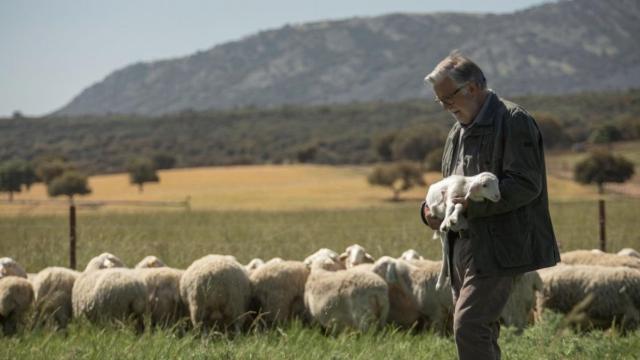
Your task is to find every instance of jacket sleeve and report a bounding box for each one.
[466,110,544,219]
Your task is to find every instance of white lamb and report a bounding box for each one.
[31,266,80,329]
[339,244,375,269]
[304,254,389,333]
[303,248,345,271]
[424,172,501,289]
[179,255,251,333]
[0,276,34,335]
[135,255,166,269]
[136,267,187,328]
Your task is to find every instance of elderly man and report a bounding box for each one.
[421,51,560,360]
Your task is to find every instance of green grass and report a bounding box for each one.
[2,201,640,358]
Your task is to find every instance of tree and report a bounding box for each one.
[574,151,635,194]
[152,153,177,170]
[19,161,37,191]
[589,124,622,145]
[367,161,426,201]
[0,161,24,201]
[35,159,73,185]
[372,132,396,161]
[391,128,445,162]
[47,171,91,202]
[127,158,159,193]
[534,113,570,149]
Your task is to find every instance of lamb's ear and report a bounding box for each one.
[465,181,481,200]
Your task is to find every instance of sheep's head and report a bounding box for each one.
[339,244,375,269]
[245,258,265,272]
[0,257,28,279]
[466,172,500,202]
[84,252,126,272]
[399,249,423,261]
[135,255,166,269]
[304,248,343,271]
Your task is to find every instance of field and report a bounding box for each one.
[2,163,640,358]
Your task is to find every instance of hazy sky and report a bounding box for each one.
[0,0,554,117]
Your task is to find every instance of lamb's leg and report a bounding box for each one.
[440,201,457,232]
[448,203,468,232]
[436,231,449,290]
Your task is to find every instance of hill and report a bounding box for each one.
[54,0,640,116]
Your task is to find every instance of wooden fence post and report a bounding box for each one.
[598,199,606,252]
[70,203,77,270]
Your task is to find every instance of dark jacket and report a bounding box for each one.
[441,93,560,276]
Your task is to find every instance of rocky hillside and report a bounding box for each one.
[55,0,640,116]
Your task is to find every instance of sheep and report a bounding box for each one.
[618,248,640,259]
[399,249,424,262]
[136,267,187,328]
[303,248,345,271]
[245,258,265,273]
[304,255,389,333]
[249,260,310,326]
[135,255,166,269]
[536,264,640,331]
[499,271,543,332]
[371,256,453,334]
[0,276,34,336]
[339,244,375,269]
[560,250,640,270]
[424,172,501,289]
[179,255,251,333]
[0,257,28,279]
[72,254,147,332]
[31,266,80,329]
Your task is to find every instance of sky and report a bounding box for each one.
[0,0,555,117]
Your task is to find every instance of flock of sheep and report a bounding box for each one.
[1,245,640,337]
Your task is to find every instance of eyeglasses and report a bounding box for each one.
[434,83,468,106]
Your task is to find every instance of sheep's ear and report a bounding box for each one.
[385,262,399,284]
[0,266,6,277]
[466,182,480,200]
[338,252,348,262]
[364,253,375,263]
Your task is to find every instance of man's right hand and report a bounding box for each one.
[422,203,443,231]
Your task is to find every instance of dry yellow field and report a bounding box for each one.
[0,164,600,215]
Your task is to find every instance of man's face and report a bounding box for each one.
[433,76,482,125]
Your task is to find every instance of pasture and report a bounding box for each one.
[1,164,640,358]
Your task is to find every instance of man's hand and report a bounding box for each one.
[423,205,443,231]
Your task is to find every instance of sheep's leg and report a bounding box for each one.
[436,231,449,290]
[448,204,468,232]
[439,201,456,232]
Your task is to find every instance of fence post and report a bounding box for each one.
[69,203,77,270]
[598,199,606,252]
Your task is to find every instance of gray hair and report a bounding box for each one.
[424,50,487,89]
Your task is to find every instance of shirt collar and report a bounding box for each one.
[460,90,494,129]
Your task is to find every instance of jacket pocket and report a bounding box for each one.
[488,207,533,268]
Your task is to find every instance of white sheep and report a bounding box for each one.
[500,271,543,332]
[537,264,640,331]
[135,255,166,269]
[399,249,424,262]
[249,260,310,325]
[303,248,345,271]
[72,254,148,332]
[560,250,640,270]
[136,267,187,327]
[304,255,389,333]
[0,257,28,279]
[31,266,80,329]
[339,244,375,269]
[179,255,251,333]
[618,248,640,259]
[0,276,34,335]
[245,258,265,273]
[424,172,501,289]
[371,256,452,333]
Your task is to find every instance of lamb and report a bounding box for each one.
[249,260,310,326]
[560,250,640,270]
[424,172,501,289]
[499,271,543,332]
[72,253,148,332]
[136,267,187,327]
[31,266,80,329]
[618,248,640,259]
[0,276,34,335]
[536,264,640,331]
[179,255,251,332]
[135,255,166,269]
[0,257,28,279]
[304,254,389,333]
[339,244,375,269]
[371,256,453,333]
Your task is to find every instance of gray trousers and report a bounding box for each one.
[451,236,515,360]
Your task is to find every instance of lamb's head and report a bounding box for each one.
[0,257,27,279]
[339,244,375,269]
[466,172,500,202]
[135,255,166,269]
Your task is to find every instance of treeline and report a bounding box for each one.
[2,89,640,175]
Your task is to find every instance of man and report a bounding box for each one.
[420,51,560,360]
